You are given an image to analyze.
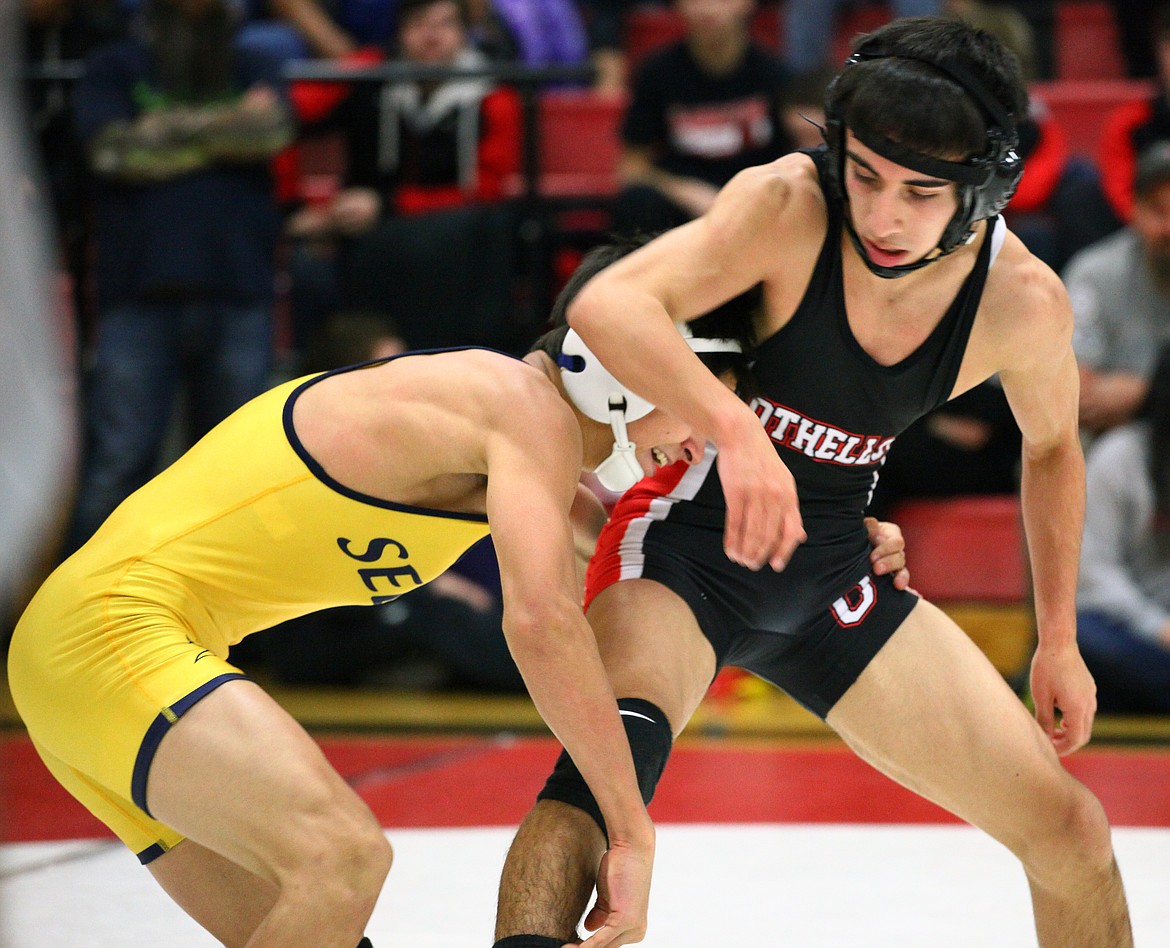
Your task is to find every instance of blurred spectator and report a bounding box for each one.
[613,0,794,236]
[1004,93,1122,272]
[239,0,360,62]
[61,0,293,556]
[46,0,355,66]
[23,0,127,50]
[577,0,637,92]
[285,0,523,355]
[22,0,131,332]
[945,0,1036,76]
[238,0,369,61]
[257,0,592,76]
[22,0,130,214]
[947,0,1121,272]
[1065,141,1170,437]
[302,306,409,363]
[1076,342,1170,713]
[1097,2,1170,222]
[291,0,518,213]
[781,0,942,77]
[467,0,590,70]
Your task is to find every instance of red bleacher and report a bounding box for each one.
[535,90,627,199]
[1054,0,1128,80]
[886,495,1035,679]
[1033,77,1154,156]
[887,495,1028,604]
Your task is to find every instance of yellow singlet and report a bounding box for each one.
[8,362,490,861]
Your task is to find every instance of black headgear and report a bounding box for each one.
[823,37,1023,278]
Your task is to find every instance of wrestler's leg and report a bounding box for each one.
[494,578,717,944]
[827,598,1131,948]
[147,839,276,946]
[145,678,392,948]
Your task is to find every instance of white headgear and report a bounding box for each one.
[556,324,741,492]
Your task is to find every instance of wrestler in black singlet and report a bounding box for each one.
[585,147,1006,717]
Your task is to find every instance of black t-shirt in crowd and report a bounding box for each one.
[621,40,795,186]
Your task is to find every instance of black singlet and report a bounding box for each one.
[585,148,1002,717]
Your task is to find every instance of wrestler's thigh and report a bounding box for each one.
[827,598,1072,842]
[9,605,245,855]
[145,678,384,885]
[586,578,717,737]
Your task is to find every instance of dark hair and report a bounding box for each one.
[528,322,572,363]
[529,234,759,400]
[1141,343,1170,517]
[826,16,1026,163]
[821,16,1026,264]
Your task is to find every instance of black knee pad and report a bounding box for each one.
[536,697,673,838]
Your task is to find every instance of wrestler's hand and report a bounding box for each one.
[1031,639,1097,755]
[864,516,911,590]
[577,840,653,947]
[716,412,805,571]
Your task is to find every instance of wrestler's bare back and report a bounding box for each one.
[290,349,576,517]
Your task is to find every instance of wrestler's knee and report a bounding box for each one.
[280,791,393,917]
[1014,776,1115,883]
[537,698,673,837]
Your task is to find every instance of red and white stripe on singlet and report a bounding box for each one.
[583,447,717,611]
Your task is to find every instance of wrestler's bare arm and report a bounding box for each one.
[566,157,823,572]
[987,252,1094,754]
[481,376,655,947]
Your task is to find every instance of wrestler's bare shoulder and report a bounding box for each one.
[982,230,1072,334]
[970,228,1074,378]
[714,153,826,234]
[303,348,569,441]
[295,348,576,506]
[341,348,540,400]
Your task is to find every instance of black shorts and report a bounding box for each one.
[586,463,919,719]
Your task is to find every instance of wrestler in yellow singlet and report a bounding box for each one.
[7,360,489,862]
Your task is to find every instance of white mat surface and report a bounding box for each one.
[3,824,1167,946]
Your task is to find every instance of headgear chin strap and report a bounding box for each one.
[556,325,742,493]
[591,396,646,492]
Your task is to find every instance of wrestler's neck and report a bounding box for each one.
[525,351,615,470]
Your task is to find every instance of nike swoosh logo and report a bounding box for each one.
[619,709,656,724]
